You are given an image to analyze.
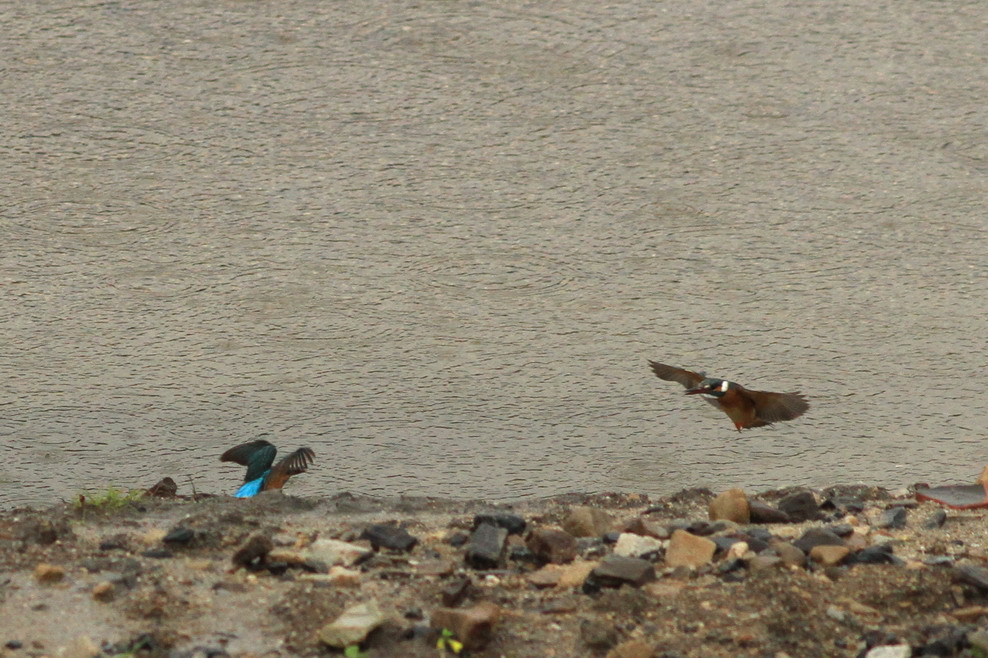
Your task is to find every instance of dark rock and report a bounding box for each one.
[15,517,72,545]
[876,507,908,529]
[603,531,622,544]
[717,558,745,575]
[744,527,774,543]
[446,531,470,547]
[4,641,23,650]
[145,477,178,498]
[955,564,988,591]
[686,521,716,536]
[361,524,419,552]
[441,575,472,607]
[403,607,424,620]
[923,509,948,529]
[577,537,609,559]
[473,513,526,536]
[465,523,507,569]
[826,524,855,537]
[232,534,273,570]
[793,528,844,553]
[580,618,618,651]
[508,544,537,564]
[142,549,173,559]
[99,534,130,551]
[778,491,823,522]
[162,526,196,545]
[588,555,656,589]
[526,528,578,564]
[846,544,900,566]
[742,536,770,554]
[748,500,791,524]
[712,537,744,554]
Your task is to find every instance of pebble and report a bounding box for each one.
[809,545,850,566]
[563,506,615,538]
[746,555,783,572]
[318,601,386,648]
[623,517,670,539]
[613,533,664,559]
[590,555,657,588]
[923,509,948,529]
[777,491,823,522]
[292,538,373,569]
[708,488,750,524]
[793,528,844,553]
[526,527,578,564]
[748,500,791,524]
[876,507,908,529]
[465,523,508,569]
[474,512,526,535]
[955,564,988,591]
[665,530,716,568]
[34,563,66,584]
[431,601,501,650]
[360,523,419,552]
[91,581,115,601]
[863,645,911,658]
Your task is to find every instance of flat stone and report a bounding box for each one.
[474,513,526,535]
[526,527,578,564]
[876,507,908,529]
[318,601,386,648]
[778,491,823,522]
[665,530,716,569]
[746,555,784,572]
[748,500,791,524]
[708,488,750,524]
[360,523,419,552]
[34,563,65,584]
[558,560,598,588]
[431,602,501,650]
[298,538,373,569]
[591,555,656,588]
[810,545,850,566]
[465,523,507,569]
[606,639,656,658]
[793,528,845,553]
[956,564,988,591]
[162,526,196,545]
[613,533,664,559]
[846,545,899,566]
[528,565,564,588]
[863,645,911,658]
[563,506,614,538]
[923,509,948,529]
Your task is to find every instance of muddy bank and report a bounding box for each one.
[2,484,988,657]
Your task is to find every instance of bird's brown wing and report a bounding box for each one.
[648,361,705,389]
[265,447,316,490]
[745,390,809,424]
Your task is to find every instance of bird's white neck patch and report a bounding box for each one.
[700,392,718,399]
[720,380,729,392]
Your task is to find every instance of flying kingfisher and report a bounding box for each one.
[649,361,809,432]
[220,439,315,498]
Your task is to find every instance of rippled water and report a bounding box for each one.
[2,0,987,509]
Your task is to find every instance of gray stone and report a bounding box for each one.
[793,528,844,553]
[955,564,988,591]
[778,491,823,522]
[922,509,947,529]
[465,523,507,569]
[613,533,664,559]
[301,538,373,568]
[474,513,526,535]
[318,601,386,648]
[863,645,911,658]
[876,507,908,529]
[360,524,418,552]
[748,500,791,524]
[591,555,657,588]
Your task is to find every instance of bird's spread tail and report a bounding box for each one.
[235,474,267,498]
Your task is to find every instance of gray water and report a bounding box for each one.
[2,0,986,510]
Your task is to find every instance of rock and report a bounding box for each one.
[528,566,564,588]
[846,545,900,566]
[526,527,578,564]
[446,530,470,547]
[326,566,361,587]
[778,491,823,522]
[34,563,65,583]
[606,639,656,658]
[231,534,273,570]
[162,526,196,545]
[441,575,472,607]
[558,560,598,588]
[793,528,844,553]
[92,581,115,601]
[318,601,387,648]
[876,507,908,529]
[665,530,716,568]
[590,555,656,588]
[809,545,850,566]
[923,509,948,529]
[473,512,526,535]
[863,645,911,658]
[613,533,664,559]
[465,523,507,569]
[431,601,501,650]
[563,506,614,538]
[771,541,807,568]
[746,555,783,572]
[748,500,791,524]
[708,489,750,523]
[300,539,374,567]
[580,618,618,651]
[725,541,749,561]
[623,517,671,539]
[360,523,418,552]
[145,477,178,497]
[955,564,988,591]
[968,629,988,653]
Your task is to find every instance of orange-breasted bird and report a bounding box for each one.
[220,439,315,497]
[649,360,809,432]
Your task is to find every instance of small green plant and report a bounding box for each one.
[344,645,368,658]
[436,628,463,656]
[74,485,145,514]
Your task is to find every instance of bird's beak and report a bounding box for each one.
[684,388,704,395]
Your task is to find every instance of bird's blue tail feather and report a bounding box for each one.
[235,471,269,498]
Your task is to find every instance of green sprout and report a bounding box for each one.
[437,628,463,655]
[344,645,368,658]
[74,485,145,515]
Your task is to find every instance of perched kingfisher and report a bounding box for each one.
[649,361,809,432]
[220,439,315,498]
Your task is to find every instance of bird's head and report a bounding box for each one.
[685,378,732,398]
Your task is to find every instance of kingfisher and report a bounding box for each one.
[220,439,315,498]
[649,360,809,432]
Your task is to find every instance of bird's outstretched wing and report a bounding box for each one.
[221,440,278,483]
[648,361,706,389]
[746,390,809,424]
[265,448,316,489]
